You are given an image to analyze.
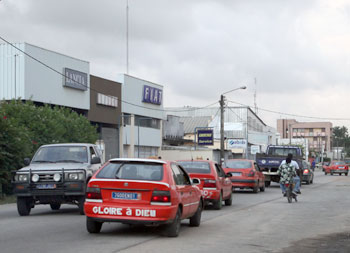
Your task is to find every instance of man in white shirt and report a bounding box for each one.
[280,153,301,194]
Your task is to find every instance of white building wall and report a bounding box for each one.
[0,43,90,110]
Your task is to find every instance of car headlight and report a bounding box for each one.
[66,172,84,180]
[68,173,78,180]
[17,174,29,182]
[53,173,61,182]
[32,174,40,182]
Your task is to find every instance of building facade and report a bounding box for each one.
[88,75,122,161]
[118,74,165,158]
[166,106,277,158]
[277,119,333,153]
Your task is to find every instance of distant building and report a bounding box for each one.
[277,119,333,153]
[165,106,277,159]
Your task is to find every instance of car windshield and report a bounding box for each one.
[32,146,88,163]
[96,162,164,181]
[225,161,252,169]
[267,148,298,156]
[343,160,350,164]
[334,161,346,165]
[177,162,211,174]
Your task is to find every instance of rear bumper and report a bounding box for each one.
[332,170,348,174]
[84,201,178,224]
[201,188,220,201]
[231,179,257,188]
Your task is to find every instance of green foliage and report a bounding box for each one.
[0,100,98,194]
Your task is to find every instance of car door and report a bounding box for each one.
[254,163,264,187]
[214,163,231,199]
[170,163,193,217]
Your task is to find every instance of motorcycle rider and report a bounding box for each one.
[280,153,301,194]
[278,155,297,196]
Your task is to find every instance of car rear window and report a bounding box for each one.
[177,162,211,174]
[96,162,164,181]
[225,161,252,169]
[334,161,346,165]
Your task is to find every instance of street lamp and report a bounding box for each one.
[220,86,246,165]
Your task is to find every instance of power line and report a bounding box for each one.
[0,36,218,113]
[227,100,350,121]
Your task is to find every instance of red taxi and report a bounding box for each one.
[84,159,203,237]
[223,159,265,193]
[177,160,232,210]
[324,161,348,176]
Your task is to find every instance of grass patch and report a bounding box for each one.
[0,195,16,205]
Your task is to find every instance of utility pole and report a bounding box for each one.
[220,95,225,166]
[14,53,18,99]
[289,123,292,144]
[126,0,129,75]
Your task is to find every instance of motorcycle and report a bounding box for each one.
[285,183,297,203]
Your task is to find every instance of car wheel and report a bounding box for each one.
[17,197,32,216]
[189,200,203,227]
[325,172,327,175]
[78,197,85,215]
[224,191,233,206]
[213,192,223,210]
[265,181,271,187]
[331,171,333,175]
[86,217,102,233]
[345,173,348,176]
[310,176,314,184]
[166,208,181,237]
[253,183,259,193]
[50,203,61,210]
[260,183,265,192]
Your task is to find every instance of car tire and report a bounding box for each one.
[331,171,333,176]
[86,217,102,233]
[253,183,259,193]
[17,197,32,216]
[166,208,181,237]
[224,191,233,206]
[189,200,203,227]
[78,197,85,215]
[325,172,327,175]
[213,192,223,210]
[260,183,265,192]
[345,173,348,176]
[50,203,61,210]
[265,181,271,187]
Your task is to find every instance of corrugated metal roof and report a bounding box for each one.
[180,116,212,134]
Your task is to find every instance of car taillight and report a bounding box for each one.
[151,190,171,203]
[86,187,102,199]
[248,170,255,177]
[203,179,216,188]
[303,169,309,174]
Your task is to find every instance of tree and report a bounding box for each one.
[0,100,98,195]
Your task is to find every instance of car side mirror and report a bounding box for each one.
[91,157,101,164]
[24,158,31,166]
[225,172,232,178]
[192,178,201,185]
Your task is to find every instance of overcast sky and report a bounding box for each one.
[1,0,350,129]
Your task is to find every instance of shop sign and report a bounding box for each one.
[63,68,88,91]
[197,129,214,145]
[227,139,247,149]
[250,145,260,154]
[97,93,118,108]
[142,85,162,105]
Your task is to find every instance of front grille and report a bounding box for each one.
[36,173,62,182]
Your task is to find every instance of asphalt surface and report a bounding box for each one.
[0,170,349,253]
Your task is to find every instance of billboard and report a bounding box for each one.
[142,85,162,105]
[63,68,88,91]
[227,139,247,149]
[197,129,214,145]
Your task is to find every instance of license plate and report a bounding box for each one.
[231,172,242,177]
[112,192,140,200]
[36,184,56,189]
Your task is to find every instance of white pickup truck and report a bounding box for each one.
[12,143,102,216]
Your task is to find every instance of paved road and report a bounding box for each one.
[1,171,349,253]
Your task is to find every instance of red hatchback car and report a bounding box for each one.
[177,160,233,210]
[223,159,265,193]
[324,161,349,176]
[84,159,203,237]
